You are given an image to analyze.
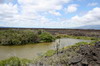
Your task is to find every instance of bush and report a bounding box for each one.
[39,32,55,42]
[0,30,56,45]
[0,30,40,45]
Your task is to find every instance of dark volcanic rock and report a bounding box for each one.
[69,42,100,66]
[69,55,83,64]
[35,41,100,66]
[95,41,100,48]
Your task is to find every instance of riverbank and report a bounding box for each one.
[0,38,91,60]
[0,41,100,66]
[33,41,100,66]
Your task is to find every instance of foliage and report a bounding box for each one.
[55,34,62,39]
[39,32,55,42]
[0,57,31,66]
[0,30,55,45]
[55,34,70,39]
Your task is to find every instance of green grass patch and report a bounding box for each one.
[55,34,100,40]
[43,50,56,57]
[0,57,32,66]
[63,41,94,51]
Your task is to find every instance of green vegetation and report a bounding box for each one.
[0,29,99,46]
[43,50,56,57]
[0,57,31,66]
[0,30,39,45]
[0,30,55,45]
[39,32,55,42]
[63,41,94,50]
[55,34,100,40]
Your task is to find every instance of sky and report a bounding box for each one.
[0,0,100,28]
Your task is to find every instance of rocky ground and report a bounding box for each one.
[33,41,100,66]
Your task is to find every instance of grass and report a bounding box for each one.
[64,41,94,49]
[55,34,100,40]
[0,57,32,66]
[43,50,56,57]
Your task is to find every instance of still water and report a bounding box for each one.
[0,38,91,60]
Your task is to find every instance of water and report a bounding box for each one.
[0,38,91,60]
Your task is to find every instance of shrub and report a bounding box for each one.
[0,30,56,45]
[39,32,55,42]
[0,30,40,45]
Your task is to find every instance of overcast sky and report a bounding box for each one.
[0,0,100,28]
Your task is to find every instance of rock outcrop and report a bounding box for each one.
[34,41,100,66]
[69,41,100,66]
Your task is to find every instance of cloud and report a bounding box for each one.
[0,3,18,22]
[88,2,98,6]
[14,7,100,28]
[0,0,71,27]
[49,11,61,16]
[0,0,100,28]
[65,4,79,13]
[18,0,71,13]
[70,7,100,27]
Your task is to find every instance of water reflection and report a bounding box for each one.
[0,38,91,60]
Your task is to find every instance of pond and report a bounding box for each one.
[0,38,91,60]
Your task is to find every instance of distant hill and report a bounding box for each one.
[0,26,21,28]
[74,25,100,30]
[0,25,100,30]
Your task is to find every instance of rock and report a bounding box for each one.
[95,41,100,48]
[69,55,83,64]
[35,41,100,66]
[69,41,100,66]
[81,57,88,64]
